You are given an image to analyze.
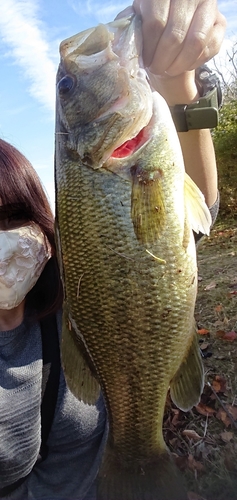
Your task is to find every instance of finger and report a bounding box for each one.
[114,6,134,21]
[193,11,227,65]
[165,8,227,75]
[147,0,199,75]
[133,0,171,67]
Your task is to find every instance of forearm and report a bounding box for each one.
[149,71,218,207]
[178,129,218,208]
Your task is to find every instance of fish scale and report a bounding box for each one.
[58,154,196,439]
[55,13,211,500]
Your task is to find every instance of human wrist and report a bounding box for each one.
[147,70,199,106]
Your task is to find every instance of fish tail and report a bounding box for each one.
[97,448,187,500]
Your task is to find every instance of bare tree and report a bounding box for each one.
[213,40,237,101]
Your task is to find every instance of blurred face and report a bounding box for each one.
[0,202,52,309]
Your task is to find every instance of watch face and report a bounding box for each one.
[195,65,223,109]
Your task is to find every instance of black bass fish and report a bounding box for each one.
[55,13,211,500]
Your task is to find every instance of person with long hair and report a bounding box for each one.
[0,138,107,499]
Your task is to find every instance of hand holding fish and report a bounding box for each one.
[130,0,223,209]
[117,1,226,108]
[133,0,227,77]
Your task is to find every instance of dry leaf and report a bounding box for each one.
[226,405,237,420]
[216,406,237,427]
[212,375,227,393]
[195,402,215,417]
[216,408,232,427]
[205,281,217,291]
[197,328,209,335]
[214,304,223,312]
[188,454,204,472]
[215,329,226,338]
[222,330,237,341]
[171,408,182,426]
[183,429,202,442]
[200,342,209,350]
[220,431,234,442]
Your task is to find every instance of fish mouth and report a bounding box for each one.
[110,128,147,159]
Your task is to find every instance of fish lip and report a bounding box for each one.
[59,14,142,70]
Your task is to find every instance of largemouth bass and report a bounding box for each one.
[55,13,211,500]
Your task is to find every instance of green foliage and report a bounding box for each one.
[212,99,237,218]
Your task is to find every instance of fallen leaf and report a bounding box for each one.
[222,330,237,341]
[220,431,234,442]
[215,329,226,338]
[200,342,209,350]
[171,408,182,427]
[214,304,223,312]
[212,375,227,393]
[205,281,217,291]
[182,429,202,442]
[216,406,237,427]
[226,405,237,420]
[168,437,178,447]
[188,454,204,472]
[197,328,209,335]
[195,403,216,417]
[216,408,231,427]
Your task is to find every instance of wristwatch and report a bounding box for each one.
[169,65,222,132]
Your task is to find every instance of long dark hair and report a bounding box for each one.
[0,138,63,319]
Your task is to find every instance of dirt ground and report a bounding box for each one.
[164,219,237,500]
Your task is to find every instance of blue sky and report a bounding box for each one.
[0,0,236,210]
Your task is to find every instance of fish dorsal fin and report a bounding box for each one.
[170,326,204,411]
[61,304,100,405]
[184,172,212,236]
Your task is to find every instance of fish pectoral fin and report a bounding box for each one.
[131,163,166,244]
[184,172,212,236]
[170,329,204,412]
[61,306,100,405]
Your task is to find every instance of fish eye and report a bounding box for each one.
[57,75,75,95]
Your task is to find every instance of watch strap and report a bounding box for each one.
[170,87,219,132]
[169,65,222,132]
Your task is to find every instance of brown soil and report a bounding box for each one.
[164,219,237,500]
